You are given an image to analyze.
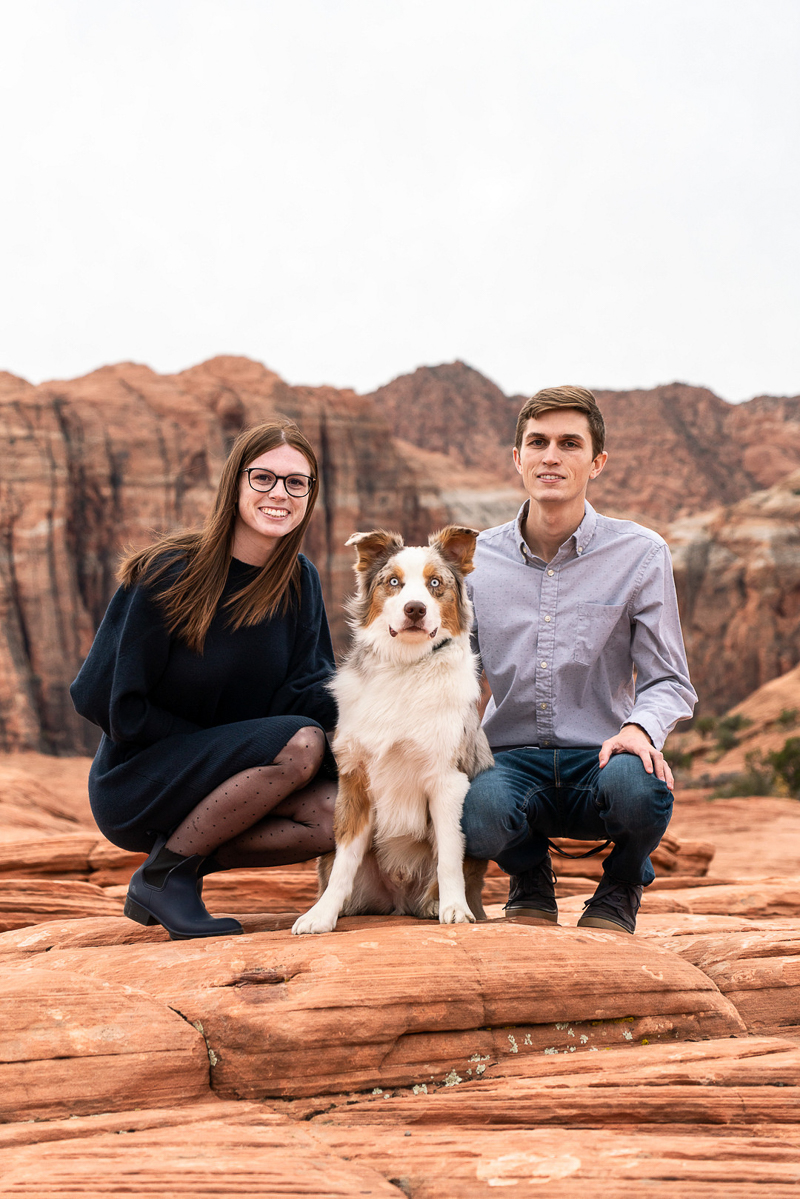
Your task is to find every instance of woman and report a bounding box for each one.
[71,419,338,940]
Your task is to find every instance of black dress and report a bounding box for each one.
[70,555,337,852]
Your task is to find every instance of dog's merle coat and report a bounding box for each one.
[292,526,493,934]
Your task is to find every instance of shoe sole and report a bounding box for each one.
[577,914,634,935]
[504,907,558,923]
[123,896,244,940]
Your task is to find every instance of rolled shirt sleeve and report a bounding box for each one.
[627,544,697,750]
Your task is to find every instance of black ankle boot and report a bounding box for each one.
[195,854,229,897]
[125,835,243,940]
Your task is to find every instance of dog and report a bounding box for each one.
[292,525,493,935]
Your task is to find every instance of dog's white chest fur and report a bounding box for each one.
[334,637,480,841]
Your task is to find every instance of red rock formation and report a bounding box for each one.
[0,878,122,931]
[669,472,800,713]
[367,363,800,525]
[3,920,744,1099]
[659,927,800,1035]
[0,358,450,752]
[0,752,800,1188]
[369,361,520,478]
[3,354,800,748]
[0,966,209,1121]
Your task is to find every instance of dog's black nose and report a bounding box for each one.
[404,601,427,621]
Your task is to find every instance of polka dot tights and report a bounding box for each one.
[164,727,335,863]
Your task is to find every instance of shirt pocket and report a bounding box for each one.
[572,601,629,667]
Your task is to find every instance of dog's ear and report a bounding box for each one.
[429,526,479,575]
[346,530,405,573]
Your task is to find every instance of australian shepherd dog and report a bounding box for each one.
[292,526,493,935]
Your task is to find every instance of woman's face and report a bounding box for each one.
[232,443,314,564]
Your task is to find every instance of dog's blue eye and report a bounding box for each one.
[389,577,399,586]
[430,578,441,588]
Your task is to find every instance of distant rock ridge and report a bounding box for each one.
[367,364,800,524]
[1,354,799,750]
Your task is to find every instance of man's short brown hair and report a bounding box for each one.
[514,385,605,458]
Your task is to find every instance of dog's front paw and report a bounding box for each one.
[418,896,439,920]
[291,904,339,935]
[439,903,475,925]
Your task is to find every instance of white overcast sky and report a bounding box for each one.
[1,0,798,401]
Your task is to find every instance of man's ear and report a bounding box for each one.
[345,530,405,573]
[589,450,608,480]
[429,526,479,575]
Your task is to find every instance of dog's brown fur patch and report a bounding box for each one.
[332,763,372,845]
[423,559,463,637]
[364,561,405,627]
[429,526,478,576]
[464,856,488,921]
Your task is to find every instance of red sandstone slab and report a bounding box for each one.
[635,914,800,939]
[2,1113,799,1196]
[0,1099,276,1148]
[201,868,319,911]
[0,832,99,877]
[0,913,300,954]
[670,793,800,880]
[0,766,90,838]
[0,966,210,1121]
[0,878,123,931]
[0,755,93,826]
[8,922,744,1099]
[658,927,800,1034]
[648,874,736,890]
[308,1124,800,1196]
[0,1116,403,1197]
[302,1036,800,1127]
[0,833,145,886]
[560,878,800,920]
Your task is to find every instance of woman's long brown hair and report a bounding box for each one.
[118,419,319,652]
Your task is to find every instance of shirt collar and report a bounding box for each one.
[574,501,597,555]
[514,499,598,562]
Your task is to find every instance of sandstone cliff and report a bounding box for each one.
[669,471,800,713]
[2,354,799,750]
[368,363,800,525]
[0,358,451,752]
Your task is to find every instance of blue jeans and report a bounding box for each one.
[461,747,673,887]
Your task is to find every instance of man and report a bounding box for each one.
[462,385,696,934]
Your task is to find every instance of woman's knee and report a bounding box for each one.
[276,726,326,786]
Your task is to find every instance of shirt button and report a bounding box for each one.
[547,569,555,576]
[544,615,551,622]
[543,740,550,746]
[577,546,584,553]
[540,702,547,709]
[540,661,547,668]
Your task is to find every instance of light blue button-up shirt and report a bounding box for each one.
[468,501,696,752]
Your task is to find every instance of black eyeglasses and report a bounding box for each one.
[241,468,316,497]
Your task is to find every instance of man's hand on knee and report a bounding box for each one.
[598,724,674,789]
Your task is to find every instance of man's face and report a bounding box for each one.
[513,409,607,506]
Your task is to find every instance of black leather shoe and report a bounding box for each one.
[503,854,558,922]
[125,835,243,940]
[577,875,643,935]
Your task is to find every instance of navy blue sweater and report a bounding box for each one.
[71,554,338,747]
